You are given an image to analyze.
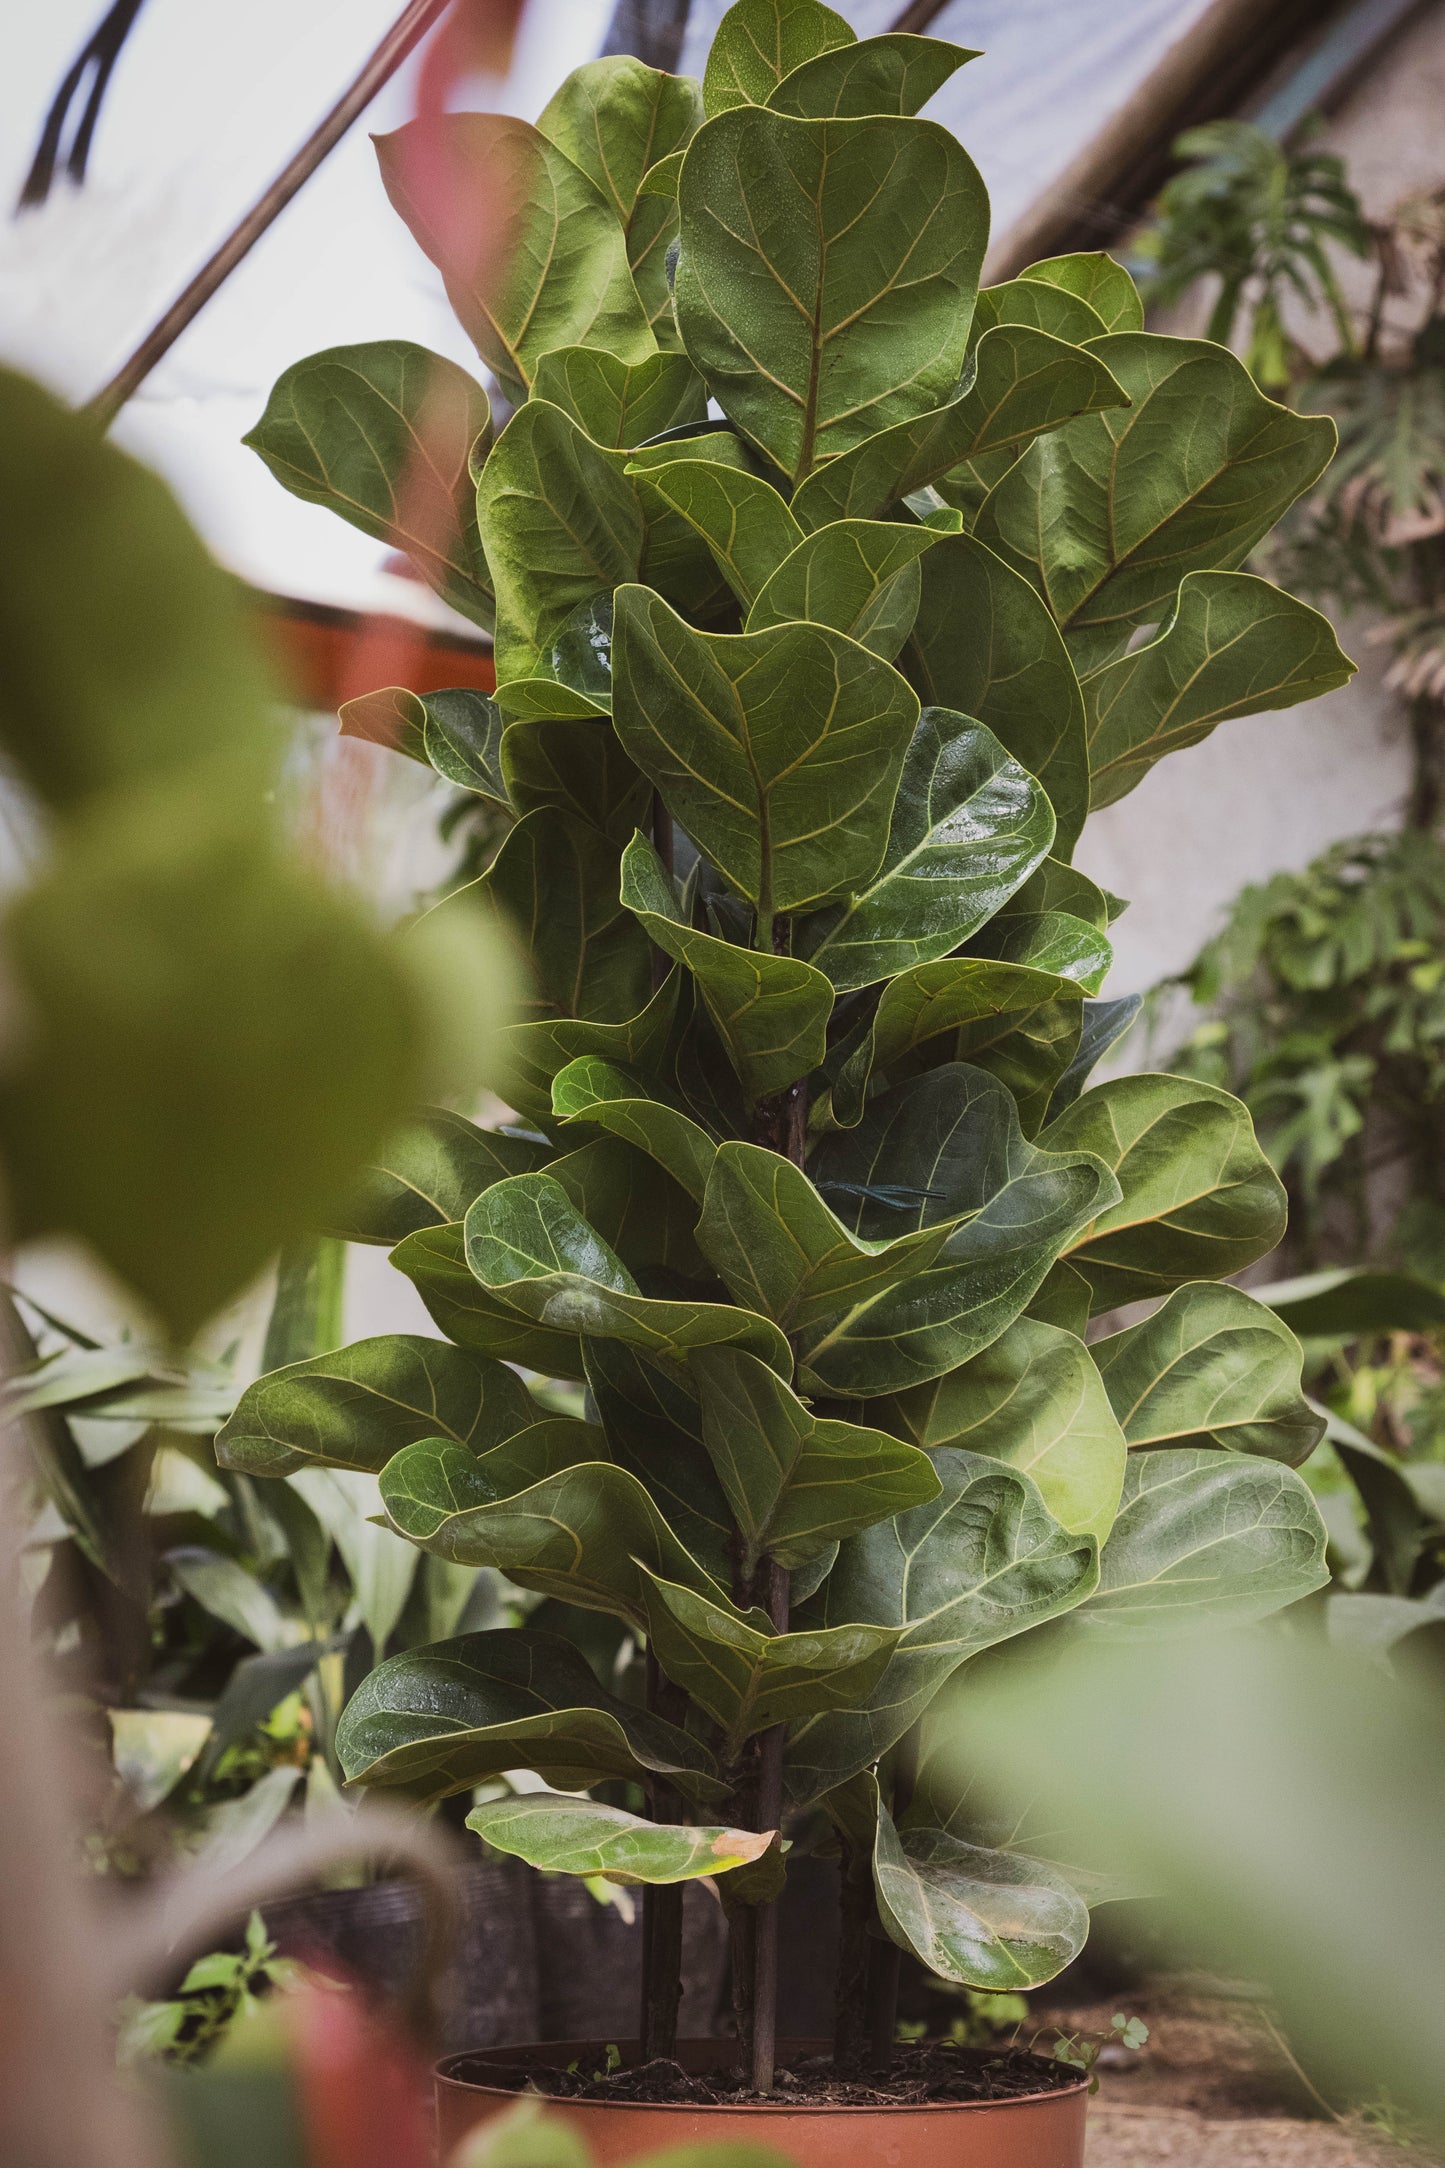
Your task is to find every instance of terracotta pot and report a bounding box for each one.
[435,2036,1089,2167]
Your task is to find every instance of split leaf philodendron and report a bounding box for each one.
[234,0,1347,2093]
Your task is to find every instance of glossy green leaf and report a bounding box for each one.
[622,461,802,610]
[1074,1446,1328,1632]
[1047,993,1142,1119]
[1019,251,1143,334]
[789,327,1128,532]
[337,1628,719,1800]
[379,1437,727,1629]
[790,1448,1098,1800]
[621,834,833,1097]
[903,534,1090,860]
[688,1344,941,1572]
[463,1173,792,1376]
[1083,570,1355,809]
[745,520,935,658]
[552,1056,717,1202]
[697,1143,957,1335]
[242,341,494,629]
[879,1316,1127,1542]
[703,0,854,116]
[1044,1074,1287,1310]
[326,1110,548,1245]
[501,966,680,1127]
[582,1338,734,1588]
[392,1220,587,1378]
[532,346,706,449]
[953,990,1086,1140]
[484,808,651,1023]
[797,711,1055,992]
[767,33,977,119]
[675,107,987,481]
[641,1569,900,1747]
[374,118,655,402]
[214,1333,536,1478]
[874,1799,1089,1992]
[500,719,650,841]
[967,907,1112,994]
[536,57,704,346]
[612,583,918,920]
[972,278,1106,346]
[468,1794,770,1882]
[975,333,1337,672]
[826,956,1082,1129]
[802,1065,1118,1395]
[1091,1282,1325,1466]
[476,400,643,679]
[493,677,609,723]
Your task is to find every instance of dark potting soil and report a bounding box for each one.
[461,2041,1083,2107]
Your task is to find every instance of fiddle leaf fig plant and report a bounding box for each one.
[231,0,1350,2094]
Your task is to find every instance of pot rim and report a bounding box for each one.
[435,2039,1091,2117]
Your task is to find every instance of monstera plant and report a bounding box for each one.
[224,0,1351,2101]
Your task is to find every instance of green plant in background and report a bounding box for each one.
[1138,119,1371,391]
[117,1911,307,2067]
[231,0,1349,2092]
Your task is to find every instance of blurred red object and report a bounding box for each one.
[289,1988,433,2168]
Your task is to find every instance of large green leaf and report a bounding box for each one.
[378,1438,725,1629]
[536,58,704,346]
[1254,1268,1445,1338]
[802,1065,1118,1392]
[697,1142,958,1335]
[612,584,918,922]
[242,342,494,629]
[548,1134,708,1283]
[767,33,977,119]
[374,118,655,403]
[1043,1074,1287,1310]
[790,1448,1098,1800]
[874,1799,1089,1992]
[972,278,1107,346]
[746,520,936,659]
[796,711,1055,992]
[582,1337,734,1588]
[902,534,1090,859]
[641,1569,899,1749]
[552,1056,717,1202]
[966,906,1111,993]
[1083,571,1355,809]
[625,457,799,611]
[337,1628,719,1801]
[789,327,1128,532]
[468,1794,771,1882]
[879,1316,1126,1543]
[687,1344,940,1573]
[1091,1282,1325,1466]
[1073,1446,1328,1633]
[500,718,650,842]
[476,400,643,679]
[826,955,1081,1127]
[214,1333,536,1478]
[531,347,706,450]
[620,834,833,1097]
[974,333,1337,672]
[675,107,987,481]
[703,0,854,117]
[392,1220,587,1378]
[953,990,1087,1141]
[463,1173,792,1376]
[483,808,651,1024]
[1020,251,1143,334]
[326,1110,548,1245]
[501,965,680,1127]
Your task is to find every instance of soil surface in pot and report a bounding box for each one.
[461,2040,1082,2107]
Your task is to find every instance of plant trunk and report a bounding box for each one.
[640,1649,685,2060]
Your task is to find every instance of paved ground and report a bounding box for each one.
[1087,2105,1383,2164]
